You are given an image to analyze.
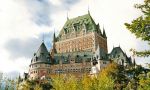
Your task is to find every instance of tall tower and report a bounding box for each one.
[50,31,57,60]
[54,12,108,54]
[29,42,51,80]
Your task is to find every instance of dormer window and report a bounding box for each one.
[35,56,38,61]
[64,59,68,62]
[34,53,36,56]
[47,58,50,62]
[73,23,80,31]
[84,54,87,57]
[64,28,68,34]
[41,53,44,55]
[96,55,98,59]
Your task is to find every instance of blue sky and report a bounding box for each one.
[0,0,149,74]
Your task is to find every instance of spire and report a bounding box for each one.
[42,33,44,42]
[52,29,57,54]
[97,23,102,35]
[18,74,21,83]
[88,6,90,14]
[67,11,69,20]
[53,29,56,43]
[37,43,48,56]
[87,1,91,15]
[33,42,50,63]
[102,26,107,38]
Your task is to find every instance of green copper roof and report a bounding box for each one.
[31,42,51,64]
[102,27,107,38]
[58,13,97,39]
[53,51,93,64]
[108,47,132,65]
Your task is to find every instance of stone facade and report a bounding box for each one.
[108,46,132,67]
[28,13,132,79]
[54,13,107,54]
[49,13,109,77]
[28,43,51,80]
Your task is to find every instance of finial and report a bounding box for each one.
[54,28,55,33]
[88,4,90,14]
[42,33,44,42]
[67,11,69,20]
[103,24,105,30]
[53,28,55,37]
[102,25,107,38]
[87,0,90,14]
[53,28,56,43]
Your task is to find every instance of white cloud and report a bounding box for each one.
[0,0,51,73]
[0,0,149,73]
[49,0,61,5]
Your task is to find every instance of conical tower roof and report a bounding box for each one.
[36,42,48,57]
[102,27,107,38]
[31,42,51,64]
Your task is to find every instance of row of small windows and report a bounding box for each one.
[54,68,91,73]
[30,64,50,68]
[31,57,50,63]
[58,41,93,47]
[57,37,93,46]
[103,61,107,64]
[30,70,50,74]
[60,47,92,53]
[63,23,89,34]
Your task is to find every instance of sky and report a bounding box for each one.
[0,0,149,75]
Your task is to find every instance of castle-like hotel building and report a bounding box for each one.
[28,12,132,79]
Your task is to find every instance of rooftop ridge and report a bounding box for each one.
[36,42,48,56]
[57,13,97,40]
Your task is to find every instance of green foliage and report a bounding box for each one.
[125,0,150,57]
[52,74,78,90]
[138,73,150,90]
[97,75,114,90]
[51,63,116,90]
[18,79,52,90]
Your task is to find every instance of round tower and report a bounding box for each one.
[28,42,51,80]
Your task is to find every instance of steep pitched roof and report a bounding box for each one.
[58,13,97,38]
[109,47,132,64]
[31,42,51,64]
[109,47,127,58]
[53,51,93,64]
[96,23,102,35]
[102,27,107,38]
[36,42,48,56]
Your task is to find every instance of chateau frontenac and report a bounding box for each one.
[28,12,132,79]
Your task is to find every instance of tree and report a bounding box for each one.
[81,74,92,90]
[0,72,3,89]
[125,0,150,57]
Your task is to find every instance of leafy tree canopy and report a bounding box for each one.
[125,0,150,57]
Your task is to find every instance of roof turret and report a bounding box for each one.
[53,30,56,42]
[102,27,107,38]
[96,23,102,35]
[58,13,97,40]
[31,42,51,64]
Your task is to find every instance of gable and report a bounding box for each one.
[57,13,97,40]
